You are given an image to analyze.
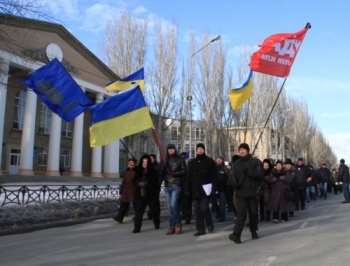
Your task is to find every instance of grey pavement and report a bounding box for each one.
[1,192,350,266]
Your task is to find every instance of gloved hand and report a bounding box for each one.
[184,190,190,197]
[280,176,285,181]
[272,177,278,183]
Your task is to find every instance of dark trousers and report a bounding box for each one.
[181,192,192,223]
[134,197,160,231]
[233,197,259,237]
[259,197,270,220]
[273,211,288,221]
[226,190,234,212]
[193,197,213,233]
[147,188,161,219]
[118,201,137,222]
[294,188,306,209]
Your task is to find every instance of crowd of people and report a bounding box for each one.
[112,142,350,243]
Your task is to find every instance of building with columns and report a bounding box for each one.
[0,14,123,178]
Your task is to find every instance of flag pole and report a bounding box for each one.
[119,139,138,161]
[152,127,167,163]
[251,77,288,156]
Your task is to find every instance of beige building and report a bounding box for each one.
[0,14,125,177]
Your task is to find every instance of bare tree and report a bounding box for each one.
[146,18,179,147]
[99,10,148,155]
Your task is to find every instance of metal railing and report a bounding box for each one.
[0,185,167,206]
[0,185,121,206]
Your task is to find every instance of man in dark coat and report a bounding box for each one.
[294,158,312,210]
[229,143,264,244]
[113,158,138,223]
[211,155,229,222]
[338,159,350,203]
[185,143,217,236]
[317,163,331,199]
[285,159,296,217]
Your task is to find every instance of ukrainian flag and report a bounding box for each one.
[228,70,253,110]
[89,86,153,147]
[105,68,144,92]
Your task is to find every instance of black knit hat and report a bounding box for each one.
[238,143,250,153]
[216,155,224,161]
[285,158,293,165]
[276,160,283,166]
[196,143,205,150]
[297,157,304,161]
[167,143,176,149]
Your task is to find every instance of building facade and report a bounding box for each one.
[0,14,122,177]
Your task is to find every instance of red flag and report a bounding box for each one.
[250,24,311,77]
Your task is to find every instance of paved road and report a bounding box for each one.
[1,192,350,266]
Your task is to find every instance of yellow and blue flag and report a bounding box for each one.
[228,70,253,110]
[105,68,144,92]
[19,58,92,122]
[89,85,153,147]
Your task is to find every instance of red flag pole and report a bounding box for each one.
[152,127,166,163]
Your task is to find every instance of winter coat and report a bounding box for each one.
[267,168,294,212]
[287,167,297,189]
[261,167,272,203]
[161,155,187,187]
[185,153,217,199]
[120,167,137,202]
[330,173,338,183]
[294,164,311,189]
[216,163,229,192]
[338,164,349,183]
[231,154,264,199]
[133,156,159,201]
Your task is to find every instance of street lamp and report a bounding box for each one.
[187,96,193,157]
[187,35,221,158]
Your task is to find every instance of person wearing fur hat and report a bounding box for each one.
[185,143,218,236]
[160,144,187,235]
[132,155,160,233]
[259,159,273,222]
[267,160,294,223]
[113,158,138,224]
[228,143,264,244]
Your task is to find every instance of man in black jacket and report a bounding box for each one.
[338,159,350,203]
[185,143,217,236]
[317,163,331,199]
[229,143,264,244]
[294,158,312,210]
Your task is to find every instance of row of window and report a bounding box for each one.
[171,126,205,141]
[13,91,73,137]
[37,147,71,167]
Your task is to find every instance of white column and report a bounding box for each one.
[70,87,86,177]
[91,93,103,177]
[45,113,62,176]
[0,60,10,175]
[103,140,120,178]
[18,88,37,176]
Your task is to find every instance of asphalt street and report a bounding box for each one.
[1,191,350,266]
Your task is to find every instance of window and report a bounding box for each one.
[171,126,182,141]
[61,149,71,167]
[185,127,189,140]
[13,90,26,129]
[151,142,156,154]
[176,143,181,152]
[38,147,48,166]
[119,138,125,150]
[141,138,147,153]
[119,158,125,172]
[230,145,235,152]
[194,127,204,141]
[61,121,73,138]
[39,103,51,134]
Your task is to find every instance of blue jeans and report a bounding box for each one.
[343,182,350,202]
[211,192,227,220]
[164,186,182,228]
[306,186,316,201]
[319,182,328,199]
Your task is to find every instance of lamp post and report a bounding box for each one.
[187,35,221,158]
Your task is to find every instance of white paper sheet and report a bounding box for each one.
[202,183,212,196]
